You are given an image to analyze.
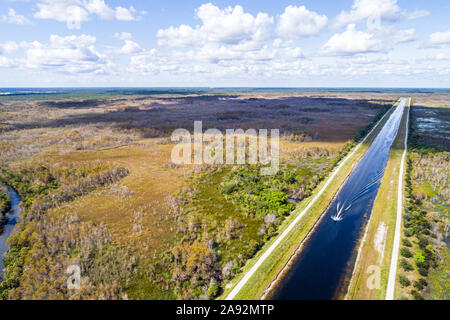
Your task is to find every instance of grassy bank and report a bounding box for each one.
[218,100,399,300]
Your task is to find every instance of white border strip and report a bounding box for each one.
[385,97,410,300]
[225,99,400,300]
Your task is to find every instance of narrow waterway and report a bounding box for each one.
[268,98,407,299]
[0,188,21,279]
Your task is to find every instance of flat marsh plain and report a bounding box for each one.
[0,88,447,300]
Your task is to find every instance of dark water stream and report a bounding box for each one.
[0,188,21,279]
[269,98,407,299]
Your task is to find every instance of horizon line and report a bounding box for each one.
[1,86,449,89]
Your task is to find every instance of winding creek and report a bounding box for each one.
[0,188,21,279]
[268,98,407,299]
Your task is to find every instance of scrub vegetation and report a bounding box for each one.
[396,99,449,300]
[175,144,349,298]
[0,161,133,299]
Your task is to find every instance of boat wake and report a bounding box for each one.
[331,170,384,222]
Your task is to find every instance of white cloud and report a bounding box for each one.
[114,32,132,40]
[23,34,108,74]
[150,3,310,78]
[115,6,137,21]
[34,1,89,28]
[84,0,114,19]
[433,53,450,61]
[417,53,450,62]
[193,43,277,63]
[393,29,416,43]
[407,10,429,20]
[128,49,159,75]
[1,41,19,54]
[276,5,327,38]
[1,8,32,25]
[126,36,305,80]
[157,25,201,47]
[117,40,141,55]
[112,32,141,54]
[320,24,382,56]
[157,3,273,47]
[1,1,444,86]
[333,0,401,28]
[351,55,389,64]
[34,0,139,29]
[427,30,450,47]
[0,56,16,68]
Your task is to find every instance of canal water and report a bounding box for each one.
[0,188,21,279]
[268,98,407,299]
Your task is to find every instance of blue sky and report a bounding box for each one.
[0,0,449,87]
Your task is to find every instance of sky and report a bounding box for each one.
[0,0,449,87]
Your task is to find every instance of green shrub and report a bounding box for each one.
[413,252,425,264]
[219,166,299,219]
[400,259,413,271]
[400,247,413,258]
[207,280,219,298]
[418,278,427,287]
[423,247,435,261]
[417,235,429,249]
[418,267,428,277]
[415,254,429,272]
[399,274,410,287]
[0,188,11,218]
[401,238,412,247]
[410,289,424,300]
[221,182,237,194]
[413,280,424,291]
[403,229,412,237]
